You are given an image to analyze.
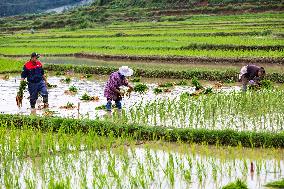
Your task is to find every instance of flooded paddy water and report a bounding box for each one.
[0,74,240,121]
[1,134,283,189]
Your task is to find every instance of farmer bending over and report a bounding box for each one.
[239,64,266,92]
[21,52,48,113]
[104,66,133,113]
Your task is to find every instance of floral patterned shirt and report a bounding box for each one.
[104,71,128,100]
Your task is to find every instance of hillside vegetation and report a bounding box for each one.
[0,0,82,17]
[0,0,282,31]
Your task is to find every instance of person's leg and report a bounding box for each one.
[241,75,249,92]
[39,81,49,108]
[114,100,122,117]
[106,98,112,111]
[115,100,122,110]
[28,83,39,109]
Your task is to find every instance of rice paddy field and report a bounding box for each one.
[0,12,283,58]
[0,9,284,189]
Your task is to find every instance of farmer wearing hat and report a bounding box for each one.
[239,64,266,92]
[21,52,48,112]
[104,66,134,112]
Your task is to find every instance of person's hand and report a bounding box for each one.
[249,80,255,85]
[128,85,133,92]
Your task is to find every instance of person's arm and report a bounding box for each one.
[254,77,261,85]
[123,78,133,91]
[108,75,123,95]
[43,74,48,85]
[21,65,28,81]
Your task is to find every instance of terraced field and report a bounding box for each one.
[1,13,283,60]
[0,5,284,189]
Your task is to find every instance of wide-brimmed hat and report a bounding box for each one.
[118,66,133,77]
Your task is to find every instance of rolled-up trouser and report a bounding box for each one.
[28,80,48,108]
[241,75,249,92]
[106,97,122,111]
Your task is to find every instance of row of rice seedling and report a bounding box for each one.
[0,57,23,73]
[3,35,282,46]
[43,64,284,83]
[4,28,279,40]
[1,113,283,147]
[0,117,283,188]
[0,46,283,58]
[125,89,284,133]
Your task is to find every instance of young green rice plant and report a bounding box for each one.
[60,102,76,109]
[80,93,97,101]
[222,179,248,189]
[130,78,141,82]
[68,85,78,93]
[47,83,57,88]
[158,82,174,88]
[153,87,163,94]
[84,74,92,78]
[265,178,284,188]
[16,80,28,107]
[260,79,273,90]
[134,83,148,94]
[176,80,188,86]
[203,87,213,95]
[60,77,71,83]
[192,77,203,90]
[55,71,63,76]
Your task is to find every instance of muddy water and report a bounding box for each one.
[2,75,233,118]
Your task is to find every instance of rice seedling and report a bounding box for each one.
[153,88,163,94]
[192,77,203,90]
[130,78,141,82]
[176,80,188,86]
[158,82,174,88]
[68,85,78,93]
[60,77,71,83]
[47,82,58,88]
[221,179,248,189]
[16,80,27,108]
[265,179,284,188]
[60,102,76,109]
[133,83,148,94]
[80,93,99,101]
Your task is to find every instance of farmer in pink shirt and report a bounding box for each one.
[104,66,134,112]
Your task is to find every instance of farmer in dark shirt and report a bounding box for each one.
[239,65,266,91]
[21,52,48,112]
